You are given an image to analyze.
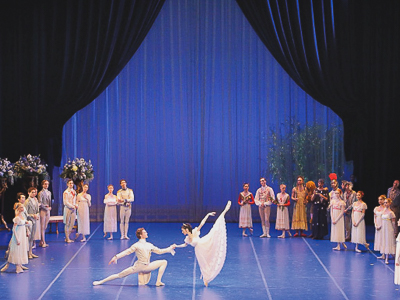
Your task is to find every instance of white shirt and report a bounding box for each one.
[115,239,175,265]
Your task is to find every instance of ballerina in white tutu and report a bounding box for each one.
[174,201,231,286]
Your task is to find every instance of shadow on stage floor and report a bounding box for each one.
[0,222,399,300]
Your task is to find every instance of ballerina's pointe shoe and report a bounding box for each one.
[355,248,361,253]
[93,281,102,286]
[156,282,165,287]
[249,228,253,235]
[1,263,9,272]
[333,246,340,251]
[21,265,28,270]
[107,236,113,240]
[225,201,231,212]
[242,233,248,237]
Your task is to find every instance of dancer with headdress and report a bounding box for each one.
[174,201,231,286]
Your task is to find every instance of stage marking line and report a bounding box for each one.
[37,223,102,300]
[302,238,350,300]
[368,249,395,273]
[249,238,272,300]
[192,256,197,300]
[115,254,137,300]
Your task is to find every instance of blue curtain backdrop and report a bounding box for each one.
[51,0,349,223]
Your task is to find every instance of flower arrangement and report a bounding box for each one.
[13,154,48,178]
[60,158,94,182]
[0,158,15,184]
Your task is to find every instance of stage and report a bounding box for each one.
[0,222,399,300]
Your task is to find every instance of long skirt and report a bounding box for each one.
[238,204,252,228]
[77,201,90,235]
[275,207,289,230]
[104,205,117,232]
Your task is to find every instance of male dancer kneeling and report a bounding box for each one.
[93,228,175,287]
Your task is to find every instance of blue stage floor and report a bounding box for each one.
[0,222,399,300]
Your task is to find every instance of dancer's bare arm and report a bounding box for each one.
[198,212,216,231]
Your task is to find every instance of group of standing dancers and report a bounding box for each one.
[237,175,400,284]
[3,173,399,286]
[1,180,53,273]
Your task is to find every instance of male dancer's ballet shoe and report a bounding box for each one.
[1,263,9,272]
[21,265,29,270]
[156,281,165,287]
[93,281,102,286]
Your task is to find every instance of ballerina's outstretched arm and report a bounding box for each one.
[197,212,216,231]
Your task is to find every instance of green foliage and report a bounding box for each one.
[266,120,351,186]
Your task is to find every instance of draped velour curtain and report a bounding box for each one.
[52,0,347,223]
[236,0,400,201]
[0,0,165,169]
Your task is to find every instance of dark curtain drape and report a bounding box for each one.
[0,0,165,170]
[236,0,400,207]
